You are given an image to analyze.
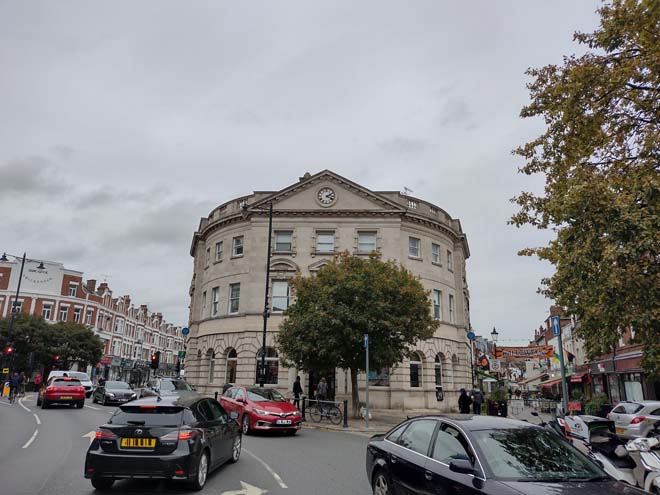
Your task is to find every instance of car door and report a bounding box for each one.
[389,419,438,495]
[220,387,237,414]
[424,422,483,495]
[233,388,248,418]
[192,400,223,466]
[206,399,234,461]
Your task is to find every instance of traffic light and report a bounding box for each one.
[4,345,15,356]
[150,351,160,370]
[53,355,59,362]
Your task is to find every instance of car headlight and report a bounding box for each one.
[130,393,137,399]
[106,393,115,398]
[253,408,270,416]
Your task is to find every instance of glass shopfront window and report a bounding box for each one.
[622,372,644,402]
[608,374,622,404]
[368,368,390,386]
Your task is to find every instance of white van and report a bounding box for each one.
[47,371,93,398]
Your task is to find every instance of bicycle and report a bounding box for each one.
[309,399,342,425]
[8,387,18,404]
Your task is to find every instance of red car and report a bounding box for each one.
[37,376,85,409]
[221,386,302,435]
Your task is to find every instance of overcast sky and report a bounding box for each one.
[0,1,602,343]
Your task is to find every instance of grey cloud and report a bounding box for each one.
[436,99,473,128]
[378,137,430,156]
[0,156,64,197]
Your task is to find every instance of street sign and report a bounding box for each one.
[490,359,501,372]
[467,331,475,340]
[181,327,190,336]
[364,333,368,348]
[177,350,186,359]
[551,316,561,336]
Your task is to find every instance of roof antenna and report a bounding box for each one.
[403,186,413,196]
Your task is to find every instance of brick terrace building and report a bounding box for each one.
[0,258,184,382]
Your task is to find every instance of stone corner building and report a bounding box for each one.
[185,170,472,411]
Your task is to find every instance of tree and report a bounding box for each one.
[511,0,660,377]
[276,252,438,417]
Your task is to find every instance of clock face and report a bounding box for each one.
[317,187,336,206]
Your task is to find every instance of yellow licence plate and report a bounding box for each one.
[60,396,72,400]
[120,438,156,448]
[616,428,625,435]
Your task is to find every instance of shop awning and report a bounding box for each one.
[570,372,587,383]
[538,378,562,388]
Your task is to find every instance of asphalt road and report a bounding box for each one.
[0,393,372,495]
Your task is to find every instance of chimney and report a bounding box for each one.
[98,282,108,293]
[86,279,97,293]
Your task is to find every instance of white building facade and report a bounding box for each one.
[185,171,472,411]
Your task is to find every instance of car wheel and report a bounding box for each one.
[372,469,391,495]
[91,478,114,491]
[229,435,241,463]
[242,415,250,435]
[286,429,297,436]
[77,401,84,409]
[41,400,49,409]
[36,396,42,406]
[190,450,209,491]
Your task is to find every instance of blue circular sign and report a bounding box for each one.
[181,327,190,336]
[467,331,476,341]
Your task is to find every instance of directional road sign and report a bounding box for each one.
[551,316,561,336]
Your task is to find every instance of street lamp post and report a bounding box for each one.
[241,202,274,387]
[1,252,29,378]
[490,327,499,387]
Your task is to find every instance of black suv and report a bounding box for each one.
[85,395,241,491]
[140,378,195,398]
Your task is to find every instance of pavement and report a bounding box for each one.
[0,392,372,495]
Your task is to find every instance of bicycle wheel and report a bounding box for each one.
[327,405,342,425]
[309,404,322,423]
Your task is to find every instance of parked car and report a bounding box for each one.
[220,386,302,435]
[92,380,138,405]
[47,370,93,398]
[85,394,241,491]
[37,376,85,409]
[608,400,660,439]
[366,414,648,495]
[140,378,196,398]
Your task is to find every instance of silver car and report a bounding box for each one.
[609,400,660,439]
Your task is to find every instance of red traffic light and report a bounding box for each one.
[53,355,59,361]
[5,346,14,354]
[151,354,157,361]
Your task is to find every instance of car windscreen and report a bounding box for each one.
[105,381,130,390]
[67,372,90,381]
[248,388,287,402]
[110,406,184,427]
[52,379,82,386]
[473,428,604,481]
[159,380,193,392]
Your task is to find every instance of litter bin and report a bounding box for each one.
[435,386,444,402]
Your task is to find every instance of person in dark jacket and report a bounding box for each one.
[292,376,303,409]
[458,388,472,414]
[471,388,484,415]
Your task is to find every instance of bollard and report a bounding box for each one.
[343,400,348,428]
[301,396,306,421]
[214,391,218,401]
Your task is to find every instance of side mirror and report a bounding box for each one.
[236,397,245,403]
[449,459,475,475]
[230,411,239,420]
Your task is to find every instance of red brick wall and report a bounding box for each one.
[0,267,11,290]
[60,274,84,297]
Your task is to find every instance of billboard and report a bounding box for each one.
[494,345,554,360]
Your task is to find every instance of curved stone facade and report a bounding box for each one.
[185,170,471,412]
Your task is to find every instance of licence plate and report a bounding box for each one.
[120,438,156,448]
[276,419,292,425]
[60,396,73,400]
[616,428,625,435]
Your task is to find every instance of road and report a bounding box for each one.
[0,394,372,495]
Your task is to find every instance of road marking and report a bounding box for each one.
[18,397,31,412]
[82,431,96,445]
[85,405,100,411]
[243,448,287,489]
[33,413,41,425]
[22,429,38,449]
[222,481,268,495]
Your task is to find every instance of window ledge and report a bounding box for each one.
[408,256,423,261]
[230,254,244,260]
[432,262,443,267]
[213,260,223,265]
[272,250,295,255]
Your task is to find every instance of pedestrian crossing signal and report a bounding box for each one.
[150,351,160,370]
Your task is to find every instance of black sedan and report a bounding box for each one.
[365,414,647,495]
[85,394,241,491]
[92,381,138,405]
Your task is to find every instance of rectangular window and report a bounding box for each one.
[205,248,210,267]
[73,307,82,323]
[202,291,207,316]
[59,306,69,321]
[368,367,390,387]
[68,282,78,297]
[432,243,441,265]
[275,231,293,252]
[358,231,377,253]
[232,236,244,257]
[229,283,240,314]
[447,250,453,271]
[408,237,421,258]
[449,294,455,323]
[211,287,219,316]
[42,304,52,320]
[433,290,442,320]
[215,241,223,262]
[316,231,335,253]
[272,281,290,311]
[85,309,93,325]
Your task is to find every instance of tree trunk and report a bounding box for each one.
[350,366,361,418]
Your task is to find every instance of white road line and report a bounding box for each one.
[22,429,38,449]
[243,448,288,489]
[18,397,31,412]
[85,405,100,411]
[33,413,41,425]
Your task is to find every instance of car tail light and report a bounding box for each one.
[631,416,646,425]
[174,469,186,476]
[161,430,196,441]
[139,405,157,409]
[95,430,118,440]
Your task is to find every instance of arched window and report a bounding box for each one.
[206,349,215,383]
[435,354,443,386]
[225,348,237,384]
[409,352,423,388]
[256,347,279,385]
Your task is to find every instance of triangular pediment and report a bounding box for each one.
[252,170,406,212]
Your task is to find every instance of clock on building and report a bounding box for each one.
[317,187,336,206]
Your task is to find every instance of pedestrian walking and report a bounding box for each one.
[471,387,484,415]
[458,388,472,414]
[515,389,521,399]
[292,376,303,409]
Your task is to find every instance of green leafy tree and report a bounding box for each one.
[276,252,438,417]
[511,0,660,377]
